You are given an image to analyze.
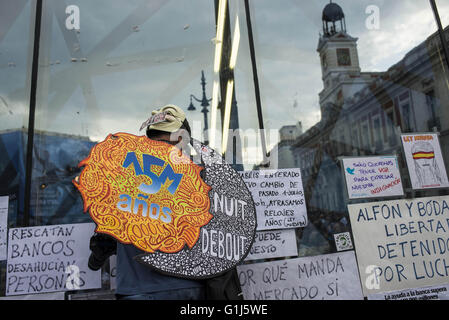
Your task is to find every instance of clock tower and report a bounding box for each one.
[317,1,361,92]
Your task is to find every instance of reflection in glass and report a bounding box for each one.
[251,0,449,257]
[0,0,34,227]
[4,0,449,289]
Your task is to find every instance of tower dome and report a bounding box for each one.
[322,2,344,22]
[322,1,346,36]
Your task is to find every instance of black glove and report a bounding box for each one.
[205,268,243,300]
[88,233,117,271]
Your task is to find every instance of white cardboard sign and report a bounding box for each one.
[342,156,404,199]
[237,251,364,300]
[401,133,449,190]
[245,229,298,261]
[348,195,449,296]
[240,169,307,230]
[368,283,449,300]
[6,223,101,296]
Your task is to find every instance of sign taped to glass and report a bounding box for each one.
[401,133,449,190]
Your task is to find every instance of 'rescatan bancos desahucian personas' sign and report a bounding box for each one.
[73,132,257,279]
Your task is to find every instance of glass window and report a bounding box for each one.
[243,0,449,265]
[0,0,36,298]
[373,115,381,148]
[401,102,412,132]
[31,0,217,226]
[2,0,449,300]
[0,0,35,227]
[426,89,440,131]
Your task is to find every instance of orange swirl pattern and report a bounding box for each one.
[73,132,212,253]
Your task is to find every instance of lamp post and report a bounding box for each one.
[188,70,212,145]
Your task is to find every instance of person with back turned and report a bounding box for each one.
[86,104,243,300]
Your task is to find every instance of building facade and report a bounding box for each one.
[275,2,449,268]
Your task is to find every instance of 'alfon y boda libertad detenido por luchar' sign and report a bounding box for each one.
[73,132,257,279]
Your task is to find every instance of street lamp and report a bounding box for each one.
[187,70,212,145]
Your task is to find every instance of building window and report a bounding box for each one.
[386,110,396,146]
[337,48,351,66]
[361,121,370,150]
[401,103,412,132]
[352,126,359,150]
[322,53,328,70]
[373,116,382,150]
[426,90,440,130]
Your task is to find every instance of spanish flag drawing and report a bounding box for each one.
[412,151,435,160]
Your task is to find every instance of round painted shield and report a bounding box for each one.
[74,133,257,279]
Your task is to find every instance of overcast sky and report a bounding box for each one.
[1,0,449,165]
[245,0,449,133]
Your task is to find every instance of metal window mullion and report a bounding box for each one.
[243,0,268,166]
[430,0,449,71]
[23,0,43,227]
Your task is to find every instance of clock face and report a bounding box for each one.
[337,48,351,66]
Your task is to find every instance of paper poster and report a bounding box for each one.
[334,232,353,252]
[6,223,101,296]
[245,229,298,261]
[401,133,449,190]
[342,156,404,199]
[0,196,9,260]
[240,168,307,231]
[348,195,449,296]
[75,134,257,279]
[368,284,449,300]
[237,251,364,300]
[74,133,213,254]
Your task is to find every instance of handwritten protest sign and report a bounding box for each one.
[6,223,101,296]
[237,251,363,300]
[133,139,257,279]
[240,168,307,230]
[401,133,449,190]
[245,229,298,261]
[368,283,449,300]
[74,133,213,254]
[342,156,404,199]
[348,196,449,296]
[75,134,256,279]
[0,196,8,260]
